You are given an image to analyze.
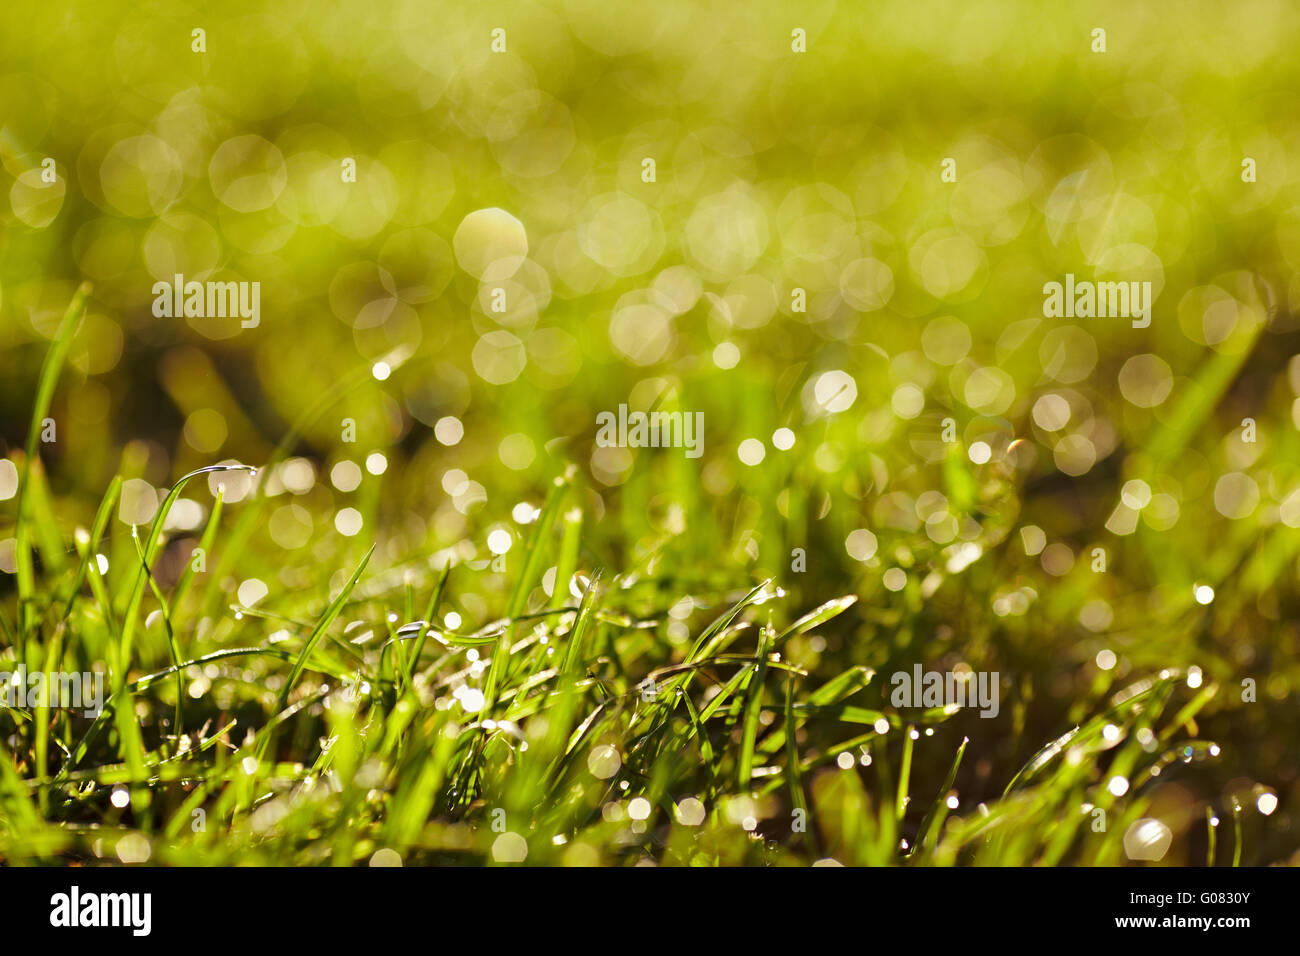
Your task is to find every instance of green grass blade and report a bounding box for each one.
[14,281,92,641]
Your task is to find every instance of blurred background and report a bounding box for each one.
[2,0,1299,863]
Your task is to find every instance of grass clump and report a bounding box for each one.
[0,289,1279,868]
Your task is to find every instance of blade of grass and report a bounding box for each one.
[116,464,256,690]
[897,724,915,822]
[915,736,967,853]
[736,624,771,788]
[257,545,374,762]
[485,469,572,714]
[57,475,121,622]
[131,524,185,736]
[166,485,224,623]
[406,562,451,685]
[14,281,92,647]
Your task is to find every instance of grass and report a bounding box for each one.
[2,0,1298,869]
[0,290,1283,867]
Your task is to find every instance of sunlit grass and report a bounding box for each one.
[0,287,1277,866]
[1,0,1297,867]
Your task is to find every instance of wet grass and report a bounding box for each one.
[0,286,1288,867]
